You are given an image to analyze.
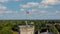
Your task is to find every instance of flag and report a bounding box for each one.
[26,11,29,14]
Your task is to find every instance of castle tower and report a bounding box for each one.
[18,24,34,34]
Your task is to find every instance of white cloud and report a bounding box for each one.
[27,2,39,6]
[15,0,19,2]
[41,0,60,5]
[20,0,60,10]
[27,9,60,16]
[20,2,53,9]
[20,2,39,8]
[0,4,7,11]
[20,9,25,11]
[55,11,60,14]
[39,0,60,8]
[0,11,18,14]
[20,1,60,16]
[0,0,19,2]
[0,4,18,14]
[27,9,49,14]
[28,9,38,14]
[20,5,30,8]
[0,0,9,2]
[39,4,52,8]
[40,11,47,13]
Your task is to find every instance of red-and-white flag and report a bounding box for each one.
[26,11,29,14]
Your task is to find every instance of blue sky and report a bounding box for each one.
[0,0,60,20]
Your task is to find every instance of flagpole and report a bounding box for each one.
[25,10,29,26]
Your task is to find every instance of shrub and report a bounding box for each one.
[0,30,13,34]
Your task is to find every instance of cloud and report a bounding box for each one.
[28,9,39,14]
[0,4,7,11]
[27,2,39,6]
[39,4,52,8]
[20,0,60,9]
[27,9,60,16]
[41,0,60,5]
[0,4,18,14]
[15,0,19,2]
[20,2,39,8]
[26,9,49,15]
[0,0,8,2]
[20,1,60,16]
[0,0,19,2]
[20,9,25,11]
[0,11,18,14]
[55,11,60,14]
[20,2,53,9]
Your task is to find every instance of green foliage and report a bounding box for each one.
[0,26,3,30]
[0,30,13,34]
[49,26,58,34]
[0,27,12,34]
[55,25,60,30]
[0,20,60,34]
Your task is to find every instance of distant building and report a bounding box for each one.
[18,24,34,34]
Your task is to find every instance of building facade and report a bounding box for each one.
[18,25,34,34]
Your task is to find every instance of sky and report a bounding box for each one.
[0,0,60,20]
